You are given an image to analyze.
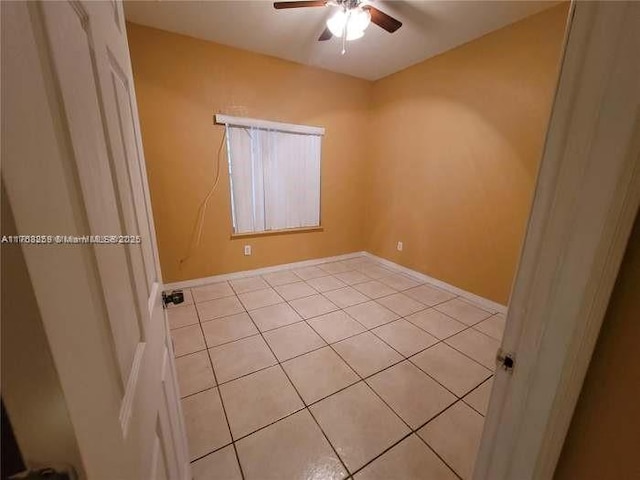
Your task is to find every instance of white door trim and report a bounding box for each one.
[475,2,640,479]
[2,1,190,477]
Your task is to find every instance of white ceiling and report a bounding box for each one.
[124,1,558,81]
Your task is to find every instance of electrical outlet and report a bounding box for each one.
[244,245,252,256]
[397,241,403,252]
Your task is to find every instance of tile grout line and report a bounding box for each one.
[347,425,464,480]
[283,281,467,476]
[314,318,466,478]
[176,271,496,334]
[366,311,497,397]
[186,391,468,480]
[178,264,372,463]
[190,293,246,480]
[181,309,494,423]
[184,290,400,391]
[183,275,498,400]
[226,280,353,478]
[186,291,499,343]
[305,271,494,477]
[461,375,494,417]
[176,262,501,475]
[303,285,498,399]
[288,276,497,476]
[179,292,496,400]
[202,270,416,475]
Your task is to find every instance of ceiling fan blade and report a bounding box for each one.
[274,1,327,9]
[365,6,402,33]
[318,27,333,41]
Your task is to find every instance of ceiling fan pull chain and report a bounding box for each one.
[273,0,403,49]
[341,8,349,54]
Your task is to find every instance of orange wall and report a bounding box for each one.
[555,212,640,479]
[126,24,372,283]
[366,4,568,304]
[127,6,567,299]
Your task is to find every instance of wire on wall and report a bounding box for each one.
[178,129,226,268]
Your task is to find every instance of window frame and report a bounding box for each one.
[215,114,325,237]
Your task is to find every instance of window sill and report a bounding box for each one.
[230,226,323,240]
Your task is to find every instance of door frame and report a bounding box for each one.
[475,1,640,479]
[1,0,190,478]
[3,0,639,478]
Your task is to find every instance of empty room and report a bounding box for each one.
[4,1,640,480]
[124,1,566,478]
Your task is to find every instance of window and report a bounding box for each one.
[216,115,324,235]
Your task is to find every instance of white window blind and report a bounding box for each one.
[217,115,323,234]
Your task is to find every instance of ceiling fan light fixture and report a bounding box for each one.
[346,28,365,41]
[327,10,348,37]
[327,7,370,40]
[349,7,371,32]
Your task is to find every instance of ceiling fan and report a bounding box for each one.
[273,0,402,53]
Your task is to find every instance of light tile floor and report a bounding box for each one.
[169,257,504,480]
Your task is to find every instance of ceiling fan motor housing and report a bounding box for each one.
[341,0,362,10]
[273,0,402,38]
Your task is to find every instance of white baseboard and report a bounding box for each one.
[164,251,367,290]
[362,253,508,314]
[165,250,507,315]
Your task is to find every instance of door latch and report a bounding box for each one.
[496,348,515,373]
[162,290,184,308]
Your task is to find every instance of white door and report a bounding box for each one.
[2,1,189,479]
[474,2,640,479]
